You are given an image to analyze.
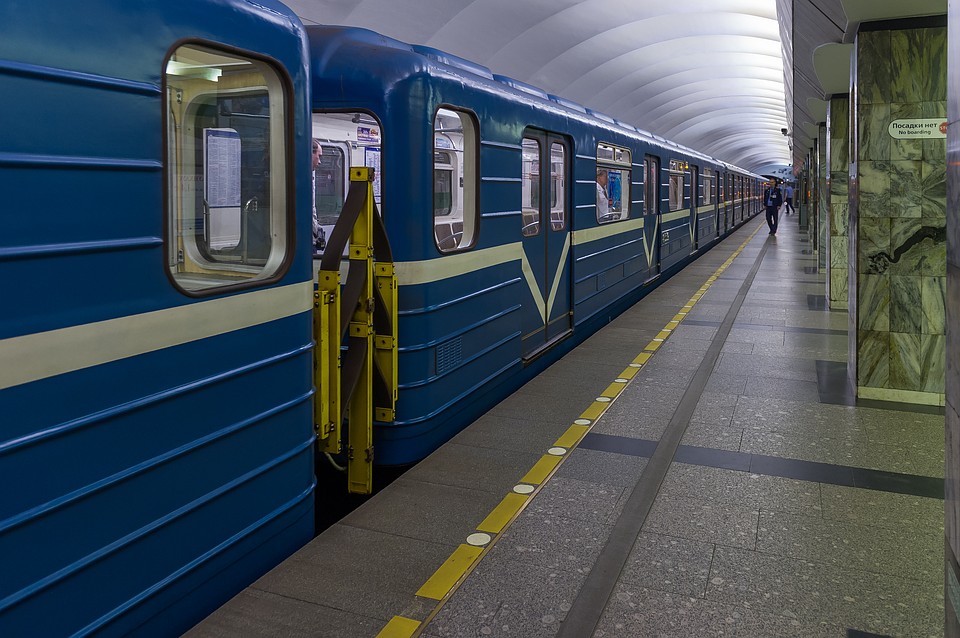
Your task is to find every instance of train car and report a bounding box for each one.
[0,1,315,635]
[306,26,763,467]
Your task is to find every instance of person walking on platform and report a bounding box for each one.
[784,182,794,214]
[763,181,784,235]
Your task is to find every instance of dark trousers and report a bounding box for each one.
[765,206,779,233]
[785,197,794,213]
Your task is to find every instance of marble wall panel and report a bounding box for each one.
[921,334,946,393]
[922,228,948,276]
[831,198,849,236]
[924,26,948,101]
[858,161,892,218]
[888,160,924,217]
[857,329,890,386]
[858,31,892,104]
[858,273,890,331]
[887,218,924,275]
[922,276,947,335]
[831,237,849,269]
[889,275,922,333]
[859,216,891,273]
[892,30,925,102]
[859,103,892,161]
[889,331,922,390]
[922,159,947,220]
[830,97,850,169]
[830,269,848,309]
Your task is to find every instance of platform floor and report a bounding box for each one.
[188,209,945,638]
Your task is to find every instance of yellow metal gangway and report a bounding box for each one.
[313,167,397,494]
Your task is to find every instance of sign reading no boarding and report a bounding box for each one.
[888,118,947,138]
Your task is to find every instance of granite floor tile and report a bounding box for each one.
[642,493,760,550]
[726,327,787,346]
[691,392,739,425]
[184,588,387,638]
[555,448,648,488]
[450,412,573,456]
[670,325,721,340]
[594,583,842,637]
[619,532,715,598]
[741,375,821,403]
[680,422,744,452]
[706,546,943,637]
[525,476,626,525]
[732,396,867,438]
[820,483,944,532]
[704,373,749,395]
[657,337,714,354]
[715,353,820,382]
[659,463,822,517]
[740,428,923,475]
[427,549,585,638]
[756,509,942,581]
[341,477,502,547]
[494,509,612,575]
[403,442,543,495]
[251,524,454,623]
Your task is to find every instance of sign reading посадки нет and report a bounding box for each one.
[888,118,947,139]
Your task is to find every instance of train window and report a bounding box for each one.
[549,143,565,231]
[310,112,382,256]
[596,143,631,223]
[644,156,659,216]
[434,107,478,252]
[668,159,686,211]
[702,168,715,205]
[521,138,541,236]
[165,44,290,292]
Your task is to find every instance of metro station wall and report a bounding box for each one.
[853,25,946,405]
[828,96,850,309]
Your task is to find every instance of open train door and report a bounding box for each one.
[520,130,572,360]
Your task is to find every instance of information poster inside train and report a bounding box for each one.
[203,128,242,249]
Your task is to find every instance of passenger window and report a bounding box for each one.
[521,138,540,236]
[644,156,659,216]
[702,168,715,205]
[596,143,631,223]
[165,44,290,292]
[434,108,478,252]
[310,112,382,255]
[668,159,686,211]
[549,143,565,231]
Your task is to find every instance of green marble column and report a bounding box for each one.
[853,25,946,405]
[818,124,829,271]
[828,97,850,309]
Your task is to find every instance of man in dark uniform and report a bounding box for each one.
[763,181,784,235]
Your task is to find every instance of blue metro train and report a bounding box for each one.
[0,1,761,634]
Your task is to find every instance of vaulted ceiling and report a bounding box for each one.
[286,0,790,173]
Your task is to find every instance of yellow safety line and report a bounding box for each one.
[415,544,484,600]
[376,616,421,638]
[476,493,529,534]
[386,219,765,638]
[520,455,563,485]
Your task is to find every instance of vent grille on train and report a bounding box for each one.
[436,338,462,375]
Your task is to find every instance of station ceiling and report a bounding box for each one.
[288,0,789,173]
[288,0,947,174]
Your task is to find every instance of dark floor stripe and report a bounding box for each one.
[579,432,944,500]
[847,630,892,637]
[557,219,772,638]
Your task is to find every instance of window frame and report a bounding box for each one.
[432,104,480,254]
[162,39,296,297]
[596,142,632,224]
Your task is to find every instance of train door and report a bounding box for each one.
[643,155,661,280]
[690,165,699,251]
[520,131,571,359]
